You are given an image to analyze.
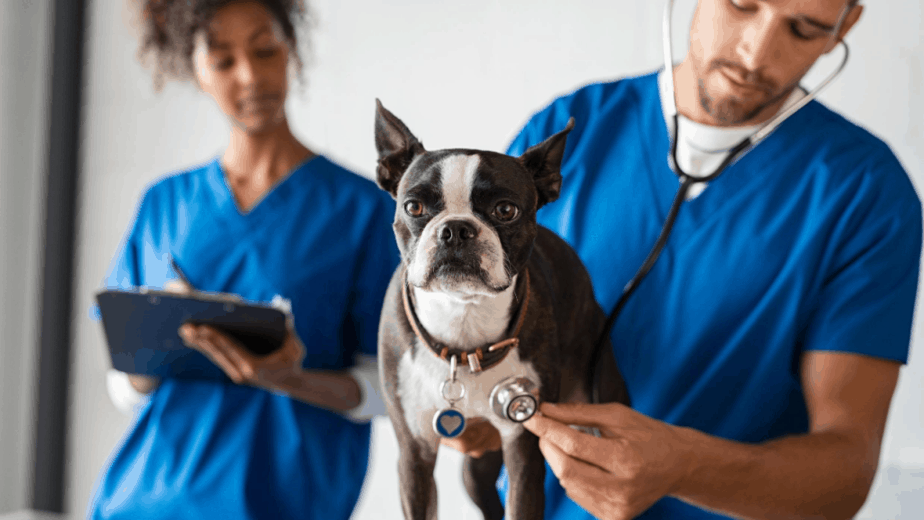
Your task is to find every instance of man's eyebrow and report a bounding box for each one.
[794,14,837,32]
[752,0,841,33]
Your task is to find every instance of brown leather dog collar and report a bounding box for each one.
[401,268,530,373]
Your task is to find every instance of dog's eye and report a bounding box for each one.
[404,200,425,217]
[492,202,520,223]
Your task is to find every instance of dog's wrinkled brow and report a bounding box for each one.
[404,183,441,201]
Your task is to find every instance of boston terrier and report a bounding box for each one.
[373,100,630,520]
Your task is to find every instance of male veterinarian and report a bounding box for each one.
[445,0,923,518]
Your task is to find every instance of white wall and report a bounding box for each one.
[67,1,924,518]
[0,0,52,514]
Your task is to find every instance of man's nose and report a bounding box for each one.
[734,15,784,79]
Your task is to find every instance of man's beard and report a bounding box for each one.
[696,62,794,126]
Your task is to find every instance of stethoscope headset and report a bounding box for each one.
[589,0,853,404]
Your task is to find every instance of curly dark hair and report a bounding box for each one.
[132,0,312,90]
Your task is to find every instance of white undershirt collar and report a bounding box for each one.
[657,69,806,199]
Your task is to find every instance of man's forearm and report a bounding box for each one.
[672,427,878,520]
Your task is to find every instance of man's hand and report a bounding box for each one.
[522,402,693,520]
[178,323,305,391]
[440,417,503,458]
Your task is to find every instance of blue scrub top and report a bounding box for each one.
[498,72,922,518]
[88,155,400,520]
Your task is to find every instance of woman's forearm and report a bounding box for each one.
[673,427,878,520]
[277,370,363,412]
[127,369,363,413]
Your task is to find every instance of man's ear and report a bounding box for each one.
[824,3,862,53]
[517,118,574,208]
[375,99,425,197]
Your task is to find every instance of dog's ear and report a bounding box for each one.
[517,118,574,208]
[375,99,425,197]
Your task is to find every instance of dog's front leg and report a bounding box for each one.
[397,435,439,520]
[462,450,504,520]
[501,429,546,520]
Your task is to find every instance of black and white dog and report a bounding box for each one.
[374,100,629,520]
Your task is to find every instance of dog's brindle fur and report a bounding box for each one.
[374,100,629,520]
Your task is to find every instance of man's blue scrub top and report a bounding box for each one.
[498,72,922,518]
[87,155,399,520]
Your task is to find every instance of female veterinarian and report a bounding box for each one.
[87,1,399,518]
[448,1,923,519]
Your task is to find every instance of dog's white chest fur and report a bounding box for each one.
[397,343,539,443]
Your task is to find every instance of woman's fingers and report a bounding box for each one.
[179,324,248,382]
[163,279,193,295]
[179,324,306,388]
[197,325,259,379]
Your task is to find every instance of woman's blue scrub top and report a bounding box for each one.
[498,72,922,519]
[88,155,400,520]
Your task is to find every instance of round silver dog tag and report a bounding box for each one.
[433,356,467,438]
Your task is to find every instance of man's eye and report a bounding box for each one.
[404,201,425,217]
[790,20,829,41]
[728,0,755,12]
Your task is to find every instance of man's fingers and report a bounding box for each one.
[538,436,610,487]
[538,438,622,520]
[538,401,630,430]
[524,412,611,465]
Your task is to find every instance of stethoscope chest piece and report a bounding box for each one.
[490,376,540,423]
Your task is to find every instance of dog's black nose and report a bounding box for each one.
[439,220,478,246]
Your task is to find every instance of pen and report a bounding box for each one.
[168,254,194,290]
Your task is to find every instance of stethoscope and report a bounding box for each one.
[589,0,853,403]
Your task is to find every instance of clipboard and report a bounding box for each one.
[95,288,289,379]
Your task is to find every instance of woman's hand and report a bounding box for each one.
[178,323,305,392]
[440,417,503,458]
[125,279,198,394]
[522,402,694,520]
[127,374,161,394]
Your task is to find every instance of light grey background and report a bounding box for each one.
[1,1,922,519]
[0,0,53,514]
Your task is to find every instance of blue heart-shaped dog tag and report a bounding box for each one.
[433,408,466,438]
